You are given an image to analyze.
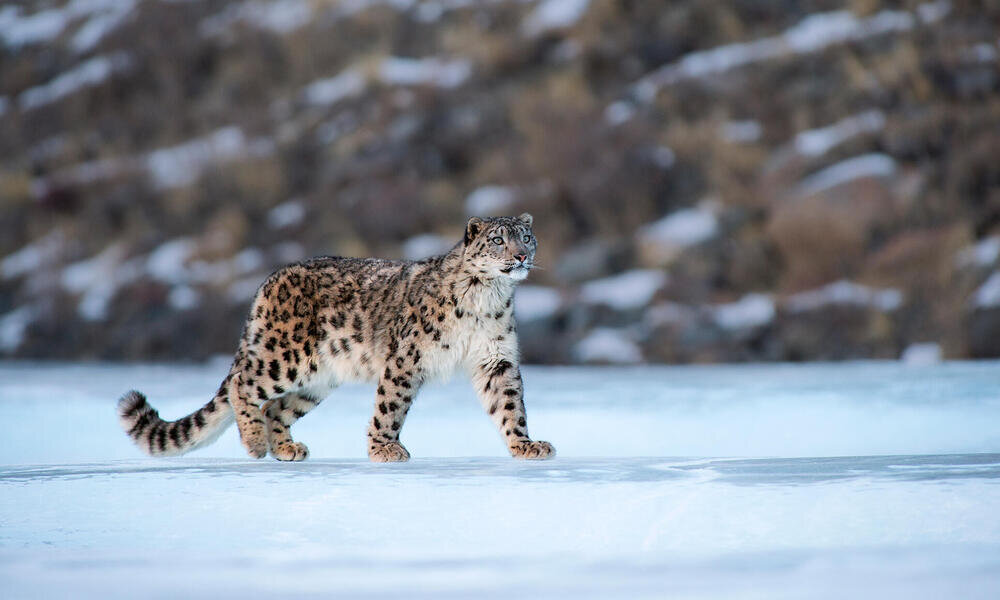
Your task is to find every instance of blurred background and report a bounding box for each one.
[0,0,998,364]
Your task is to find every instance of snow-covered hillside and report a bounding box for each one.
[2,0,1000,363]
[2,361,999,598]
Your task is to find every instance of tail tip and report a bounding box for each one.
[117,390,150,421]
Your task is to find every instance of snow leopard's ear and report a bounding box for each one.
[464,217,484,246]
[518,213,533,228]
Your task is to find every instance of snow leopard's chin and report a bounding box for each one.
[508,267,529,281]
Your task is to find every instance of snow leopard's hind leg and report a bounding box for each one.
[263,393,322,461]
[227,356,271,459]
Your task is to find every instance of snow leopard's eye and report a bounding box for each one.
[522,235,531,243]
[491,236,503,245]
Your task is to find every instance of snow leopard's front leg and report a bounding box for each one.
[367,363,420,462]
[473,358,554,460]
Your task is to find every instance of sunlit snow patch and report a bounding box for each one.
[514,285,562,322]
[0,306,36,352]
[302,69,367,106]
[200,0,313,37]
[145,127,272,189]
[378,56,472,88]
[146,238,197,285]
[402,234,453,260]
[18,53,131,111]
[580,270,667,311]
[644,302,696,328]
[465,185,517,216]
[61,244,143,321]
[267,201,306,229]
[901,342,943,366]
[795,153,896,196]
[785,279,903,313]
[1,230,64,280]
[633,2,950,100]
[957,236,1000,269]
[522,0,591,37]
[794,110,886,157]
[168,285,201,311]
[0,0,135,50]
[604,101,635,126]
[637,203,719,265]
[712,294,775,331]
[721,120,762,143]
[573,327,642,363]
[973,271,1000,309]
[70,0,137,53]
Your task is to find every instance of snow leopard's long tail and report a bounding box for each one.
[117,383,235,457]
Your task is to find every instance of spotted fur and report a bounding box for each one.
[117,214,555,462]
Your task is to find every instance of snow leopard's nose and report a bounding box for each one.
[514,253,528,264]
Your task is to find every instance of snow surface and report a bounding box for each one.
[1,361,999,598]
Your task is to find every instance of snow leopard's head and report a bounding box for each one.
[463,214,536,281]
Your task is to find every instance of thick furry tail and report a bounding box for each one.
[117,388,234,457]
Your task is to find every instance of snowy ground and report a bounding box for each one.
[2,360,1000,598]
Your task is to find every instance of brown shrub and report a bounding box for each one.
[767,197,868,291]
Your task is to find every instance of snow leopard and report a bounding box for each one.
[117,214,555,462]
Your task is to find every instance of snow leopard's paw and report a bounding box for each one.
[509,440,555,460]
[241,431,269,459]
[271,441,309,462]
[369,441,410,463]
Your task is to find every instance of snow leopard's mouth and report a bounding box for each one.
[501,263,529,273]
[501,263,531,279]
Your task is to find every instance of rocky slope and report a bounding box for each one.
[1,0,998,363]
